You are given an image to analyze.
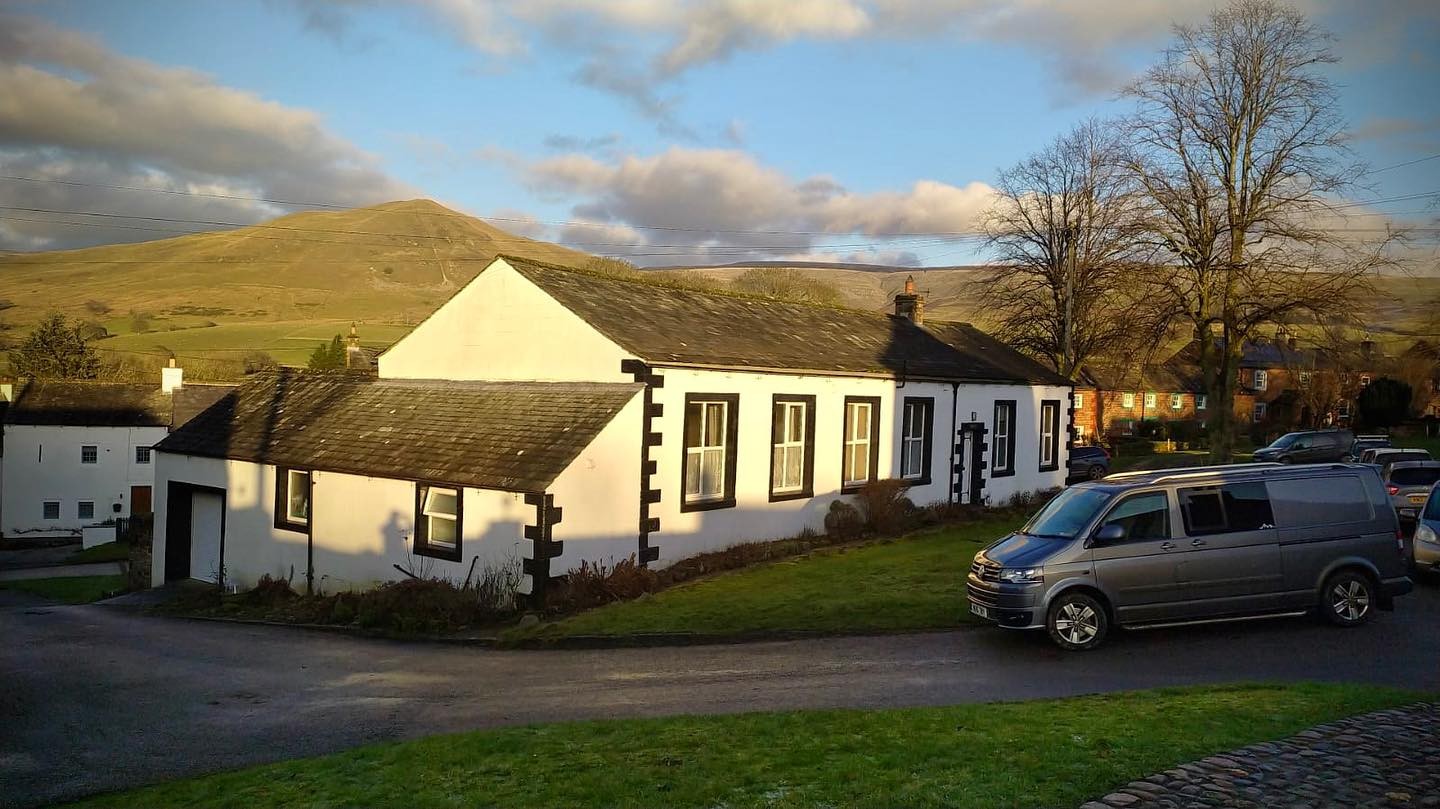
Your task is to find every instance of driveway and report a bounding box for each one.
[4,583,1438,808]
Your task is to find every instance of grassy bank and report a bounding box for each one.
[507,516,1023,643]
[0,574,127,603]
[64,683,1422,809]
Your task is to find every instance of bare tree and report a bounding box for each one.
[973,119,1154,379]
[1126,0,1386,460]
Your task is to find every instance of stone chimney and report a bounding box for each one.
[161,357,183,394]
[345,322,363,369]
[893,275,925,325]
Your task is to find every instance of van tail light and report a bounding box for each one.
[1387,484,1400,495]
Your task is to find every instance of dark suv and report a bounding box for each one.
[1251,429,1354,464]
[1068,446,1110,481]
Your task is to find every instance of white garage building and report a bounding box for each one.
[152,256,1073,599]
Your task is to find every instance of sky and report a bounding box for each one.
[0,0,1437,267]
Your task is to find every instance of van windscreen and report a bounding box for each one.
[1021,487,1112,539]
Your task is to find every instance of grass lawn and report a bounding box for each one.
[98,319,412,365]
[63,682,1422,809]
[0,574,127,604]
[67,541,131,564]
[508,517,1022,643]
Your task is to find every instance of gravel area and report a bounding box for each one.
[1082,703,1440,809]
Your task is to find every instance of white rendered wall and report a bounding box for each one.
[378,258,631,382]
[547,393,645,571]
[1,424,167,536]
[152,452,532,591]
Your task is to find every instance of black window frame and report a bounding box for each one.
[273,466,312,534]
[42,500,60,521]
[1038,399,1061,473]
[414,481,464,562]
[841,396,882,494]
[78,500,95,521]
[992,400,1017,477]
[899,396,935,485]
[135,446,152,465]
[681,392,740,512]
[80,445,98,465]
[769,394,816,502]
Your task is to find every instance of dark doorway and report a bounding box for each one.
[954,422,988,505]
[164,483,193,582]
[163,482,227,583]
[131,486,153,516]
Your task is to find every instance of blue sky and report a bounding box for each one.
[2,0,1437,265]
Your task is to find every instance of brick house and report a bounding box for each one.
[1074,360,1206,442]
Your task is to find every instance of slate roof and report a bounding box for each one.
[157,370,642,492]
[5,381,175,427]
[502,257,1071,386]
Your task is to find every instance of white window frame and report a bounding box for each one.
[1299,371,1312,388]
[1122,392,1135,408]
[1144,392,1157,409]
[1170,393,1184,411]
[843,400,876,487]
[421,486,459,551]
[285,469,310,525]
[1039,401,1059,469]
[993,401,1015,475]
[1254,401,1267,423]
[900,400,930,481]
[42,501,60,521]
[685,398,731,505]
[135,446,152,465]
[80,445,98,465]
[772,400,808,495]
[78,501,95,521]
[1360,374,1372,387]
[1254,369,1268,391]
[1196,394,1207,410]
[1074,392,1085,409]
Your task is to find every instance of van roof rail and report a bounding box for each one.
[1104,462,1283,481]
[1137,462,1364,486]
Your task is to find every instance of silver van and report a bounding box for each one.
[967,463,1414,650]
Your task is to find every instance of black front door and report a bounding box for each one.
[164,482,193,583]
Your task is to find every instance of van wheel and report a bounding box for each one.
[1046,592,1108,650]
[1088,464,1106,480]
[1321,570,1374,627]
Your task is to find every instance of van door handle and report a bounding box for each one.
[1160,541,1175,551]
[1190,539,1207,547]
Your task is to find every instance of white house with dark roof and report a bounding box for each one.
[152,256,1073,598]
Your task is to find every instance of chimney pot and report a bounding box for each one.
[894,277,925,325]
[346,323,363,369]
[161,361,183,394]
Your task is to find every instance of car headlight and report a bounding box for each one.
[1417,524,1439,545]
[999,567,1044,584]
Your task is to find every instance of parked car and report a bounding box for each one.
[966,462,1412,650]
[1369,448,1433,476]
[1350,434,1391,460]
[1250,429,1354,464]
[1068,445,1110,481]
[1384,461,1440,529]
[1410,487,1440,578]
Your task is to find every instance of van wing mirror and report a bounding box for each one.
[1092,524,1126,545]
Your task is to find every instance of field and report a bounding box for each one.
[94,319,415,366]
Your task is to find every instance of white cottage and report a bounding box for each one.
[152,257,1073,598]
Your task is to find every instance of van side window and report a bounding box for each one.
[1178,482,1275,535]
[1098,492,1170,541]
[1267,476,1373,527]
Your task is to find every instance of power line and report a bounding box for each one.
[1363,153,1440,176]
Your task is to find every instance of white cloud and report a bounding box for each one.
[512,146,993,265]
[0,14,415,250]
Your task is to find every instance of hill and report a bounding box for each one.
[0,200,590,368]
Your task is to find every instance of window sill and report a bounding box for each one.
[681,497,736,513]
[990,469,1016,479]
[1039,463,1059,473]
[274,519,309,534]
[899,476,932,487]
[768,489,813,503]
[414,543,462,563]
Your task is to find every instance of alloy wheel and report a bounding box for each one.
[1054,602,1098,645]
[1330,579,1370,622]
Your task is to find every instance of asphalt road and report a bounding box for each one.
[3,583,1438,809]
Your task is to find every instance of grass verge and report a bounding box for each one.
[63,682,1422,809]
[67,541,132,564]
[507,517,1021,643]
[0,574,127,604]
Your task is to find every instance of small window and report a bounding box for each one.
[1038,400,1061,472]
[1170,393,1183,410]
[1269,476,1372,527]
[683,394,739,510]
[43,501,60,521]
[1254,369,1268,391]
[1253,402,1267,423]
[135,446,152,464]
[274,467,310,532]
[992,400,1017,476]
[900,397,934,483]
[1097,492,1170,542]
[1076,423,1088,441]
[1196,394,1207,410]
[80,445,98,464]
[770,395,815,500]
[1179,482,1274,536]
[843,397,881,490]
[414,483,462,561]
[1299,372,1313,388]
[1121,392,1135,408]
[1144,392,1157,409]
[1360,374,1372,387]
[78,501,95,520]
[1074,392,1085,409]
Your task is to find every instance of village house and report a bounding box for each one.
[1074,361,1206,442]
[0,365,228,538]
[151,257,1074,598]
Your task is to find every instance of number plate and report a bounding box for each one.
[970,603,989,619]
[1409,494,1426,505]
[1400,508,1416,517]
